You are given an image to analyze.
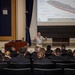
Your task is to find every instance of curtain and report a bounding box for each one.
[26,0,34,46]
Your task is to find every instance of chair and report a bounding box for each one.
[0,62,8,69]
[52,60,69,63]
[33,63,56,69]
[70,60,75,63]
[64,68,75,75]
[33,68,62,75]
[3,68,31,75]
[9,63,31,69]
[0,62,8,75]
[56,63,75,69]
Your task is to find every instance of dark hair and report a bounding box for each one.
[55,48,61,53]
[46,45,51,50]
[19,47,27,54]
[61,45,66,48]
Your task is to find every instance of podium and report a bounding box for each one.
[5,41,27,51]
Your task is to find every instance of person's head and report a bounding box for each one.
[11,46,16,51]
[46,45,51,50]
[52,50,56,56]
[55,48,61,56]
[67,49,73,57]
[24,46,28,50]
[18,47,27,55]
[73,50,75,57]
[34,46,40,52]
[37,48,45,59]
[5,51,11,56]
[61,45,66,50]
[37,32,41,37]
[6,47,11,51]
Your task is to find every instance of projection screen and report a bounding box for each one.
[37,0,75,25]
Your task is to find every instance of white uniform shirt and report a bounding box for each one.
[36,36,45,45]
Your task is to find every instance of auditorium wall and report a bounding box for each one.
[0,0,26,49]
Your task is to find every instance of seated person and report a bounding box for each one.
[61,45,68,56]
[66,49,73,60]
[11,47,30,63]
[4,51,12,62]
[70,50,75,60]
[52,48,66,61]
[24,46,31,59]
[31,46,40,61]
[0,51,4,62]
[34,48,51,64]
[10,46,18,58]
[45,45,53,58]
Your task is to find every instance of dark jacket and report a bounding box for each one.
[31,52,38,61]
[51,55,66,61]
[34,57,51,64]
[11,51,18,58]
[45,50,53,57]
[61,49,67,56]
[11,55,30,63]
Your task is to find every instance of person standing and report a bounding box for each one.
[34,32,47,47]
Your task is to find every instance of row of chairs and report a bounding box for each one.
[33,68,75,75]
[1,68,75,75]
[1,62,75,69]
[0,62,75,75]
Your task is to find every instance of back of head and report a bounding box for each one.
[46,45,51,50]
[19,47,27,54]
[61,44,66,50]
[55,48,61,56]
[11,46,16,51]
[5,51,11,56]
[67,49,72,56]
[37,48,45,58]
[35,46,40,52]
[24,46,28,50]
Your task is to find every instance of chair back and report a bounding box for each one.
[9,63,31,69]
[34,68,62,75]
[3,68,31,75]
[33,63,55,69]
[64,68,75,75]
[0,62,8,69]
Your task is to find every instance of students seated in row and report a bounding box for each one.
[11,47,30,63]
[31,46,40,61]
[51,48,66,61]
[6,46,18,58]
[10,46,18,58]
[24,46,31,59]
[4,51,12,62]
[45,45,53,58]
[0,51,4,62]
[66,49,73,60]
[61,45,67,56]
[70,50,75,60]
[34,48,51,64]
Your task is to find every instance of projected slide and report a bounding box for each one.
[37,0,75,23]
